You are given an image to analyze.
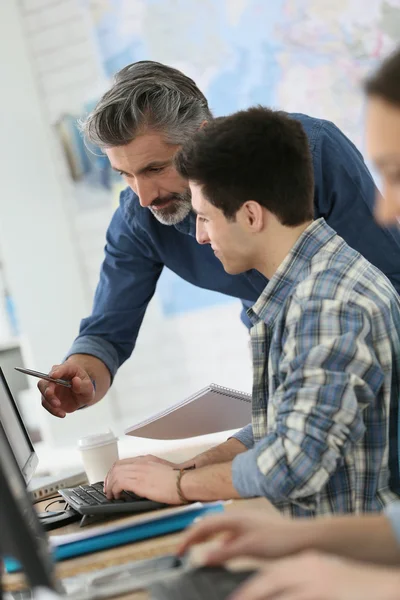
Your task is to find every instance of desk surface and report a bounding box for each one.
[3,498,276,600]
[4,497,274,598]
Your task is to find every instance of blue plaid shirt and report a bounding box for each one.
[232,219,400,517]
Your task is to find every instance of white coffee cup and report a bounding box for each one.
[77,429,119,484]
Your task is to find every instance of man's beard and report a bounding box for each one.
[149,190,192,225]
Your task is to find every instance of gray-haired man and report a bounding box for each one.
[39,61,400,489]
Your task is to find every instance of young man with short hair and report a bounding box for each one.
[104,106,400,517]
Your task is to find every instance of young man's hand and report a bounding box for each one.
[104,458,241,504]
[230,552,400,600]
[104,460,182,504]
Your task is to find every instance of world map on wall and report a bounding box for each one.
[84,0,400,315]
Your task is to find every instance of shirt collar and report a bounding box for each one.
[174,210,197,236]
[248,218,337,327]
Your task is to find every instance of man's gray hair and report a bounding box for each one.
[80,61,213,148]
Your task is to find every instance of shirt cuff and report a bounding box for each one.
[385,502,400,547]
[232,447,265,497]
[231,423,254,449]
[64,335,119,382]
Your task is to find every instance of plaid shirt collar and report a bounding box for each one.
[248,218,336,327]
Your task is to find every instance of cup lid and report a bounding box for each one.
[77,429,118,450]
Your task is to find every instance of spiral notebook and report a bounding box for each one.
[125,384,252,439]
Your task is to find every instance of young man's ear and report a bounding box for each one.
[243,201,264,232]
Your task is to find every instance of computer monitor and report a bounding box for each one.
[0,419,57,591]
[0,367,38,483]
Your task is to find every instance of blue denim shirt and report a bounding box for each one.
[67,113,400,378]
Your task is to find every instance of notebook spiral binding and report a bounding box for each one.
[209,384,251,402]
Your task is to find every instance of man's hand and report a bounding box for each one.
[230,552,400,600]
[110,455,178,468]
[104,459,241,504]
[178,510,291,561]
[103,455,178,490]
[38,362,96,418]
[104,460,182,504]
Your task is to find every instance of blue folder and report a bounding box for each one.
[5,503,224,573]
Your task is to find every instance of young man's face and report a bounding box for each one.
[105,132,191,225]
[190,182,255,275]
[366,96,400,226]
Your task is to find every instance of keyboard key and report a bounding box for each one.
[65,482,149,508]
[91,482,105,491]
[68,494,85,506]
[122,490,143,501]
[86,490,112,504]
[68,491,97,506]
[74,489,90,499]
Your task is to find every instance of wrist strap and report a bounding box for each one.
[176,469,190,504]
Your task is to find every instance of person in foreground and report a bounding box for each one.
[177,47,400,600]
[39,60,400,424]
[105,104,400,516]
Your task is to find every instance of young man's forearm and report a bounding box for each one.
[296,514,400,565]
[66,354,111,404]
[179,437,248,469]
[181,461,241,501]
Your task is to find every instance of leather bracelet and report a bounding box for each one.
[176,469,190,504]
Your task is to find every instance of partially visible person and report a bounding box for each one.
[366,48,400,228]
[229,552,400,600]
[176,46,400,600]
[179,504,400,566]
[178,509,400,600]
[105,105,400,518]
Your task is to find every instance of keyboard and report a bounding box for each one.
[149,566,256,600]
[59,481,168,515]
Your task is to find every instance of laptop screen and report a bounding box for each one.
[0,367,38,483]
[0,419,56,590]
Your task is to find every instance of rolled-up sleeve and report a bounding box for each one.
[65,334,120,381]
[231,423,254,449]
[385,503,400,547]
[232,298,384,506]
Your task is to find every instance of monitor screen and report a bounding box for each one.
[0,419,57,590]
[0,367,38,483]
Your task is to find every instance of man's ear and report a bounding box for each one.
[242,201,264,232]
[198,120,208,131]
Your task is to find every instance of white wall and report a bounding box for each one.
[0,0,116,447]
[10,0,253,444]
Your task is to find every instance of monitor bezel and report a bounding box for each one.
[0,367,38,483]
[0,419,57,590]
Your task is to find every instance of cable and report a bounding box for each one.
[43,499,68,513]
[33,495,60,506]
